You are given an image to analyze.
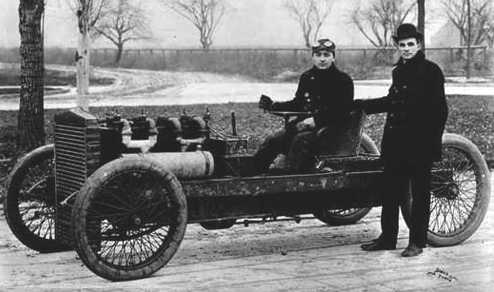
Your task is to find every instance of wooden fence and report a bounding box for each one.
[0,46,491,80]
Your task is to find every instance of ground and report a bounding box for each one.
[0,66,493,291]
[0,173,493,291]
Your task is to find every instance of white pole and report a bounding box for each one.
[466,0,471,79]
[76,1,90,110]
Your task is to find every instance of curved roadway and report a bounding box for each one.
[0,65,493,110]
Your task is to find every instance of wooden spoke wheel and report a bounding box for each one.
[72,157,187,281]
[314,133,377,225]
[4,144,69,252]
[401,134,491,246]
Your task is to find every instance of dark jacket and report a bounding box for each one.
[359,51,448,164]
[272,64,354,127]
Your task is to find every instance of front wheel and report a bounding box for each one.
[72,157,188,281]
[4,144,69,252]
[401,134,491,247]
[314,133,377,225]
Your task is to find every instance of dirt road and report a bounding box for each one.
[0,175,492,291]
[1,65,493,110]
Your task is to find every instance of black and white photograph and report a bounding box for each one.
[0,0,493,290]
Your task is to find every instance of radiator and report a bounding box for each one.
[54,108,100,247]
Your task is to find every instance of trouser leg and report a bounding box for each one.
[409,163,433,248]
[380,164,409,246]
[286,131,317,171]
[253,129,290,173]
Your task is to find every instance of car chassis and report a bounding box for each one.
[4,106,491,281]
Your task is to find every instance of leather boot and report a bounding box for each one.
[361,239,396,251]
[401,243,423,257]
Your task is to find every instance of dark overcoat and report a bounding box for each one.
[361,51,448,164]
[272,64,354,128]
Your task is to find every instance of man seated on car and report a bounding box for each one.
[253,38,354,173]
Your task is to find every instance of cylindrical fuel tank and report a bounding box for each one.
[123,151,214,179]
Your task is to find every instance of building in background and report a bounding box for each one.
[430,20,462,47]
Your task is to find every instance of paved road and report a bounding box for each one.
[0,175,492,291]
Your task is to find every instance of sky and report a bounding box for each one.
[0,0,448,49]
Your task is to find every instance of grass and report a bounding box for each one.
[0,94,492,156]
[0,94,493,201]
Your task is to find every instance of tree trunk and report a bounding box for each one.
[466,0,471,79]
[200,35,210,49]
[76,4,91,110]
[18,0,45,151]
[115,44,123,65]
[417,0,425,50]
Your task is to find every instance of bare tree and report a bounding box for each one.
[56,1,111,106]
[350,0,416,47]
[94,0,150,65]
[71,1,109,106]
[283,0,334,48]
[486,22,494,47]
[18,0,45,150]
[443,0,494,47]
[67,0,109,37]
[163,0,226,49]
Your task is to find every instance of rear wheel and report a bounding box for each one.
[72,157,187,281]
[4,144,69,252]
[401,134,491,246]
[314,133,377,225]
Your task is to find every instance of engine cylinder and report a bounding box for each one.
[123,151,214,179]
[154,117,182,152]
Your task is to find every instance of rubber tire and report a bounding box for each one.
[72,157,188,281]
[401,133,491,247]
[200,219,236,230]
[4,144,69,252]
[314,133,377,225]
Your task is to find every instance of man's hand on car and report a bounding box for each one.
[296,117,315,131]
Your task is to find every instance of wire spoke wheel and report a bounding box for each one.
[314,133,377,225]
[73,157,187,281]
[4,144,68,252]
[429,147,477,235]
[401,134,491,246]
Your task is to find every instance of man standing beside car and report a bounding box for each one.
[356,23,448,257]
[255,38,354,173]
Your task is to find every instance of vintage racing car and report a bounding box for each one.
[4,104,491,281]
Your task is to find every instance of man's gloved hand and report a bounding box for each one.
[296,117,315,132]
[259,94,273,111]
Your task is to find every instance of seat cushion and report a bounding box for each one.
[316,109,365,156]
